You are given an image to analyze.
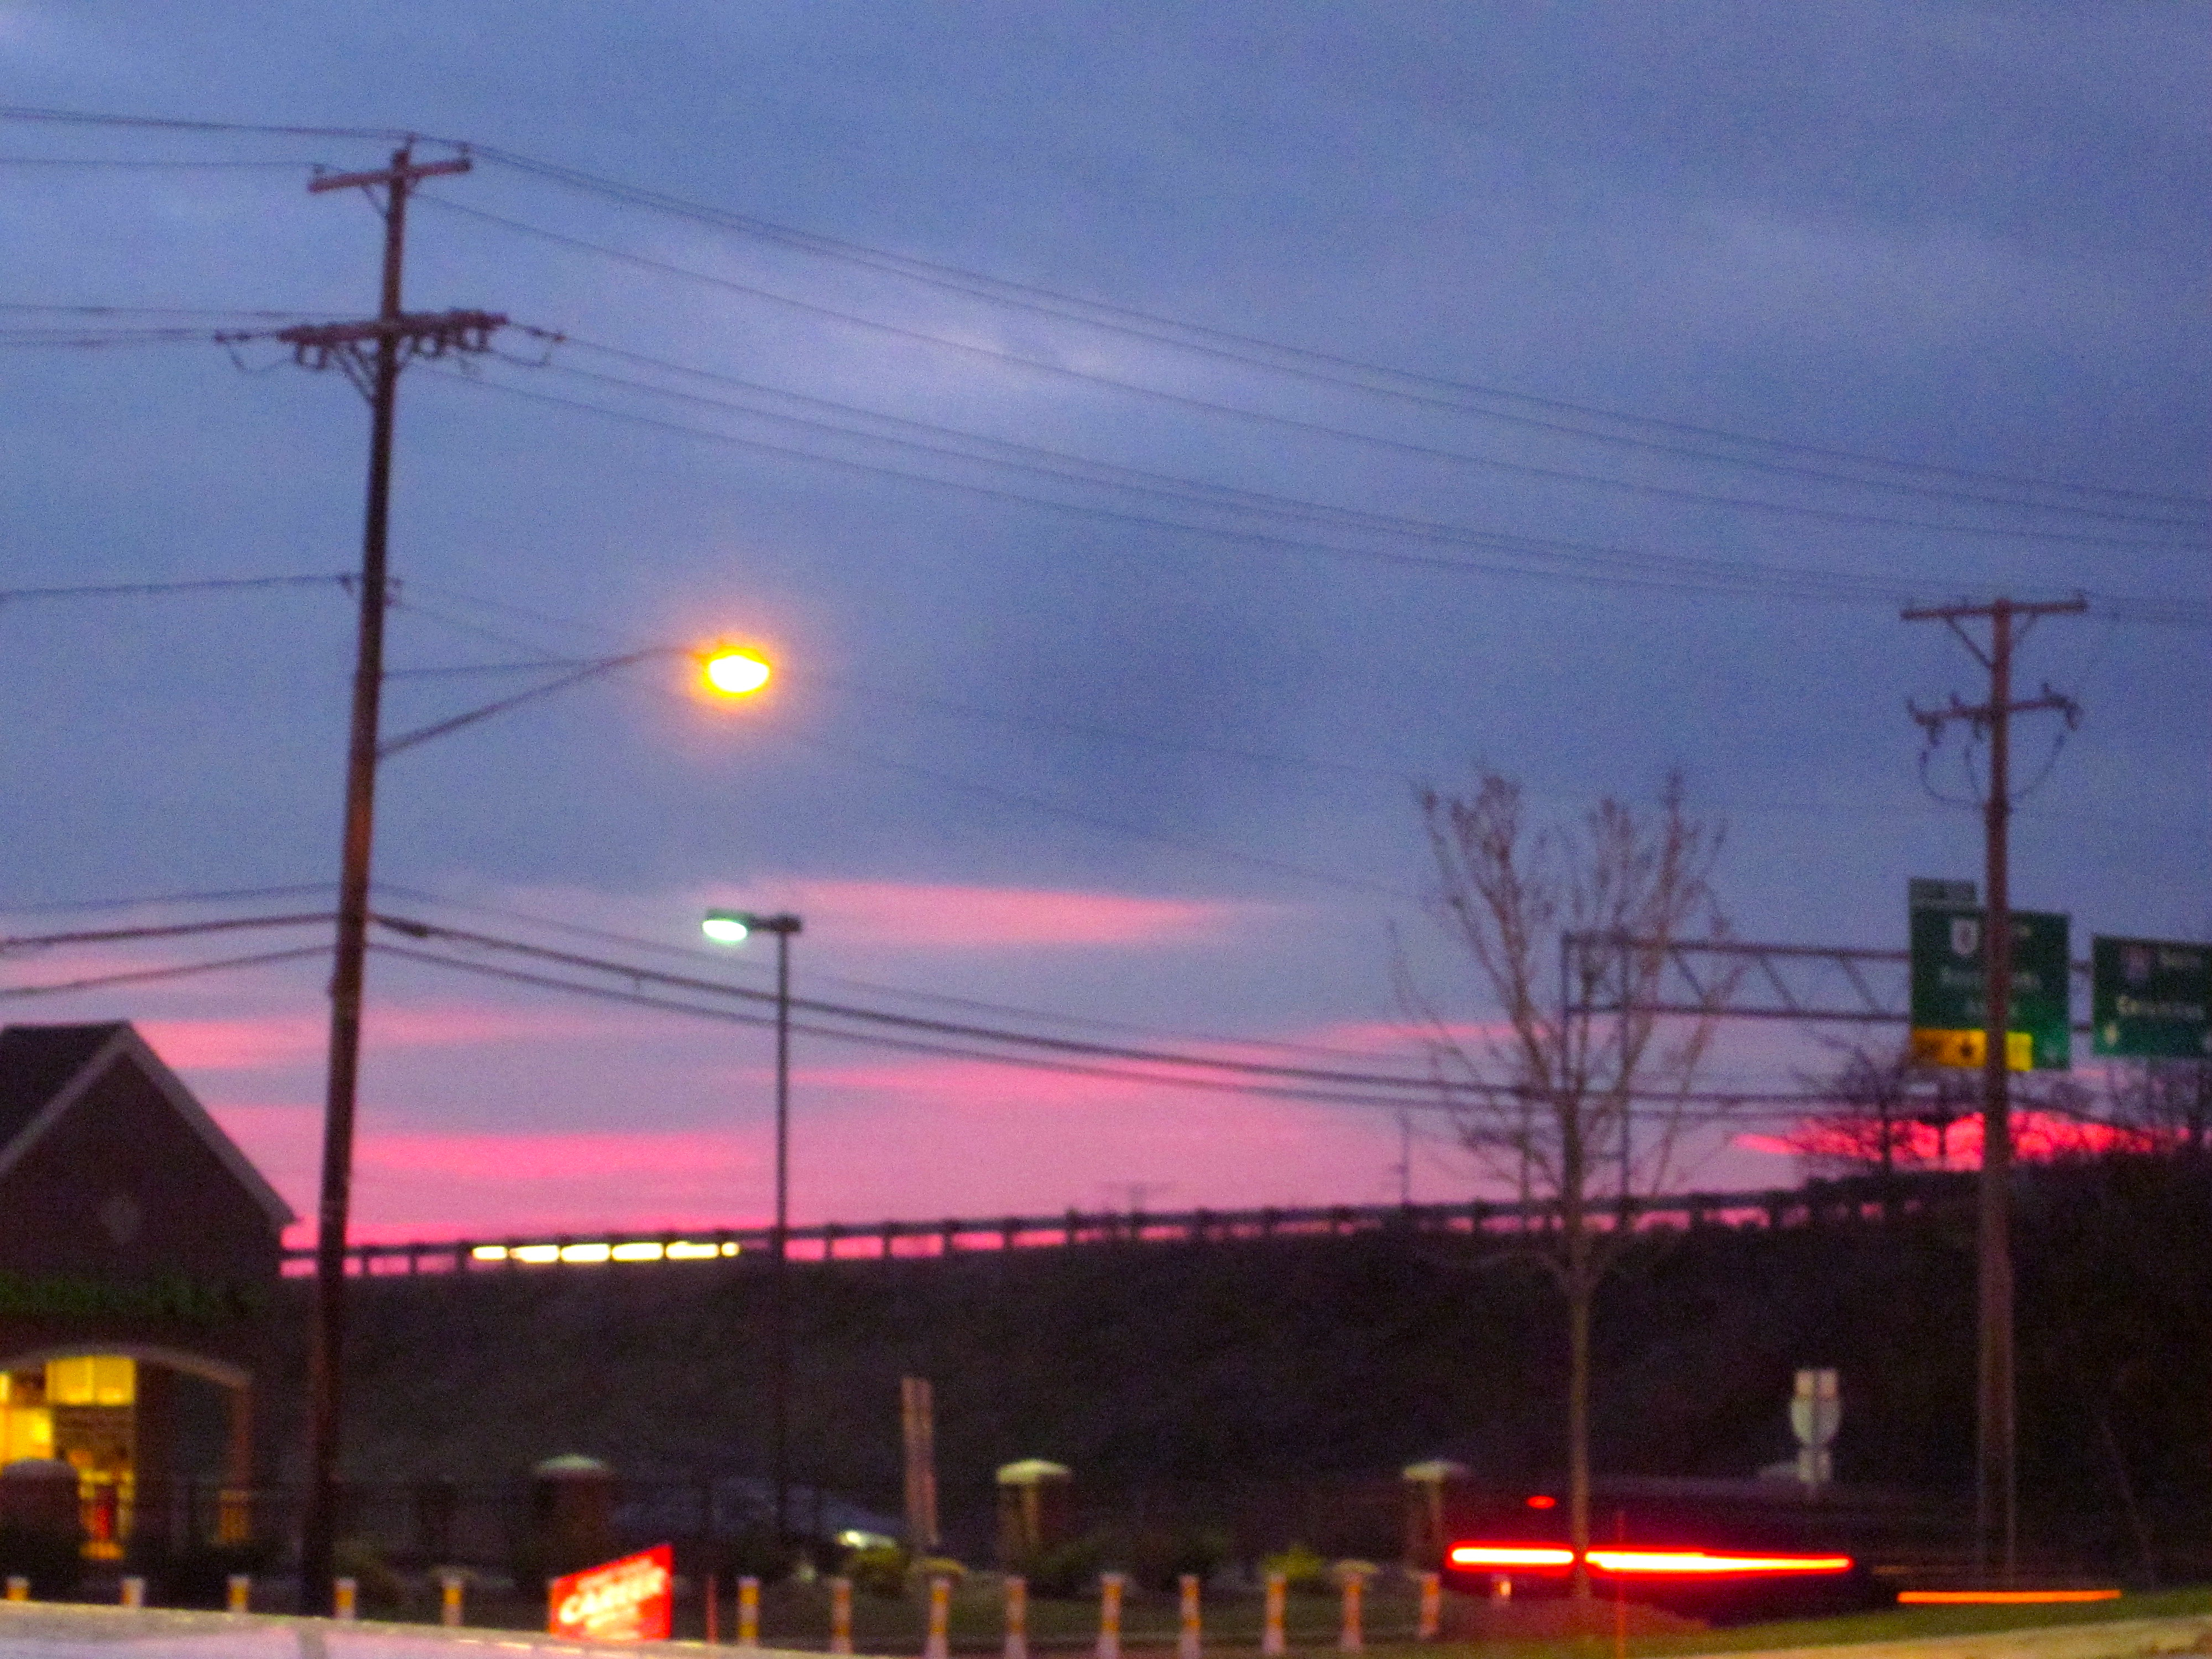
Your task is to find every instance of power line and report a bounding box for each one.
[0,105,420,142]
[508,340,2212,623]
[421,198,2200,554]
[464,142,2209,518]
[0,883,334,917]
[423,359,2208,625]
[0,574,347,604]
[363,935,1827,1121]
[0,157,314,170]
[7,103,2198,519]
[0,943,330,999]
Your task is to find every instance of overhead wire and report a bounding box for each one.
[514,337,2007,599]
[461,142,2208,518]
[6,101,2198,519]
[419,195,2201,554]
[420,357,2205,625]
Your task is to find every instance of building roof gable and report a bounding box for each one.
[0,1021,295,1230]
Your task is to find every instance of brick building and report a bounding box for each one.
[0,1022,291,1554]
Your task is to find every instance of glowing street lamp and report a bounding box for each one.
[702,908,803,1542]
[702,646,773,698]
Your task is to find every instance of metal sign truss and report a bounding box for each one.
[1563,932,2098,1031]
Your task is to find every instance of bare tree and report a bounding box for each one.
[1786,1042,1948,1183]
[1406,772,1726,1598]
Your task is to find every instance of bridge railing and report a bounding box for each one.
[280,1172,1971,1277]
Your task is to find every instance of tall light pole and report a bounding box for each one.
[703,906,804,1545]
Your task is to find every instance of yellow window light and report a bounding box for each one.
[610,1242,664,1262]
[45,1357,133,1407]
[471,1245,510,1261]
[665,1241,719,1260]
[559,1243,612,1264]
[513,1245,561,1264]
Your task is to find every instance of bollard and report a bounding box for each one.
[226,1574,251,1614]
[1095,1572,1125,1659]
[1417,1572,1441,1641]
[828,1575,853,1657]
[120,1577,145,1608]
[1004,1573,1029,1659]
[1338,1573,1364,1653]
[440,1571,467,1627]
[4,1577,26,1602]
[925,1575,952,1659]
[1488,1573,1510,1605]
[335,1578,358,1620]
[1261,1572,1286,1657]
[707,1573,718,1645]
[738,1575,760,1648]
[1177,1573,1202,1659]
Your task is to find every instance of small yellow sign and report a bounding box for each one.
[1909,1029,2033,1071]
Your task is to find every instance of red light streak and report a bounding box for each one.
[1448,1546,1575,1568]
[1525,1494,1557,1509]
[1447,1542,1852,1577]
[1899,1590,2120,1605]
[1589,1549,1853,1576]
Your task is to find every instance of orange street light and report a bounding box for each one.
[702,646,773,698]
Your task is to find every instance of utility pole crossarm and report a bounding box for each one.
[307,154,472,194]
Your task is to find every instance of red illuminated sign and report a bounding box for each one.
[548,1545,674,1642]
[1448,1541,1851,1578]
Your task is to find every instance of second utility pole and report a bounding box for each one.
[284,143,502,1616]
[1904,593,2083,1580]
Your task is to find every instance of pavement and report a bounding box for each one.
[0,1602,817,1657]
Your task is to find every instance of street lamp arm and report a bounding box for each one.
[377,647,674,759]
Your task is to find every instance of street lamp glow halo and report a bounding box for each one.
[702,646,773,697]
[701,910,752,945]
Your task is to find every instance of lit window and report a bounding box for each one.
[513,1245,561,1264]
[559,1243,612,1264]
[665,1241,719,1260]
[610,1243,664,1262]
[471,1245,510,1261]
[46,1357,134,1407]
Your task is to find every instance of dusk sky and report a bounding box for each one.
[1,3,2205,1245]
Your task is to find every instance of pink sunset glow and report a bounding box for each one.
[711,878,1266,949]
[1735,1108,2168,1167]
[141,1004,627,1071]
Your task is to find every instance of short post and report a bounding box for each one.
[440,1571,466,1627]
[333,1577,358,1619]
[926,1575,953,1659]
[1338,1573,1364,1653]
[707,1572,719,1645]
[1096,1572,1125,1659]
[226,1574,251,1614]
[1488,1574,1511,1605]
[1417,1571,1442,1641]
[828,1575,853,1656]
[1178,1573,1202,1659]
[4,1576,25,1602]
[1261,1572,1287,1657]
[120,1577,145,1608]
[1004,1573,1029,1659]
[738,1576,760,1648]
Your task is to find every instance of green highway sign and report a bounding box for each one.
[2092,936,2212,1059]
[1908,899,2071,1071]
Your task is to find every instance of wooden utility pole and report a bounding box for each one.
[1903,594,2083,1578]
[285,144,502,1615]
[901,1375,941,1553]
